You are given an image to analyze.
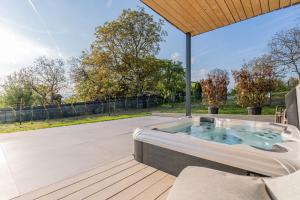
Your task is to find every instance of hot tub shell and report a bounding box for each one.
[133,117,300,177]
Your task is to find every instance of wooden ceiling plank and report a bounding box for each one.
[142,0,299,36]
[260,0,270,13]
[174,0,209,34]
[250,0,262,15]
[217,0,236,23]
[240,0,255,18]
[163,0,203,34]
[144,0,190,33]
[269,0,280,10]
[280,0,291,7]
[231,0,247,20]
[160,0,200,33]
[187,0,218,30]
[206,0,231,26]
[224,0,242,22]
[197,0,224,27]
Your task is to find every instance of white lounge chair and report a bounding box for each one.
[167,166,300,200]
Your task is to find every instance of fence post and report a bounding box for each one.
[43,104,49,120]
[71,103,77,116]
[11,107,17,122]
[31,106,34,121]
[19,98,23,125]
[136,95,139,109]
[108,96,111,116]
[84,102,88,114]
[125,96,127,111]
[147,96,150,110]
[57,104,63,117]
[114,96,116,113]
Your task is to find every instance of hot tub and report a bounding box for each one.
[133,117,300,177]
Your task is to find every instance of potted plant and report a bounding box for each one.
[232,56,276,115]
[200,69,229,114]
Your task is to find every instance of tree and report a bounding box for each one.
[200,69,229,107]
[25,56,66,105]
[156,60,185,105]
[269,27,300,82]
[1,70,33,108]
[273,79,289,92]
[250,54,279,105]
[71,8,167,100]
[69,52,117,101]
[91,8,167,96]
[193,82,202,102]
[232,57,277,108]
[287,77,299,89]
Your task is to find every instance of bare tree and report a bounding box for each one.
[26,56,66,105]
[269,27,300,82]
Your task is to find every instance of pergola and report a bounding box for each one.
[142,0,300,116]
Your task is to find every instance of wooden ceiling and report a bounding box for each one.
[142,0,300,36]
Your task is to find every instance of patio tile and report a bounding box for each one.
[0,116,175,200]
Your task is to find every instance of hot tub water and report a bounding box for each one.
[160,122,283,150]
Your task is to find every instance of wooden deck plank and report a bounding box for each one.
[12,156,176,200]
[107,170,168,200]
[37,160,138,200]
[60,164,149,200]
[84,167,157,200]
[12,156,134,200]
[132,175,175,200]
[155,188,171,200]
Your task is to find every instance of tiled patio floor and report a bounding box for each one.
[0,116,176,200]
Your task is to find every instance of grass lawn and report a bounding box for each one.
[155,103,277,115]
[0,112,150,134]
[0,102,278,134]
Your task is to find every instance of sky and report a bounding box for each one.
[0,0,299,86]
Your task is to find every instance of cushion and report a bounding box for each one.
[167,166,271,200]
[264,170,300,200]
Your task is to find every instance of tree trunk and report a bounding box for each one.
[43,103,49,120]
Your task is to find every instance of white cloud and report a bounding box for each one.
[170,52,180,62]
[191,68,209,81]
[106,0,113,8]
[0,24,58,77]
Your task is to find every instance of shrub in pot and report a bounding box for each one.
[200,69,229,114]
[232,56,276,115]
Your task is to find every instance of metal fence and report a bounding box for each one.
[0,96,162,123]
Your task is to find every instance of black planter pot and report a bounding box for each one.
[247,107,262,115]
[208,106,219,114]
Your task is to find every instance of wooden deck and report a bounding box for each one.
[12,156,175,200]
